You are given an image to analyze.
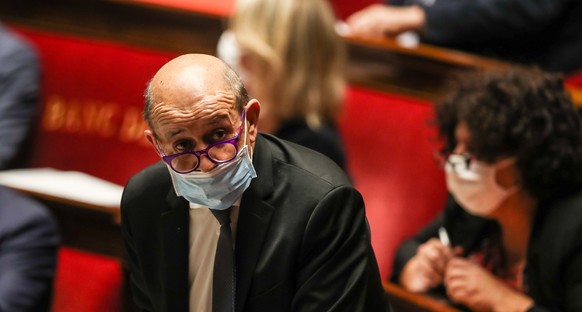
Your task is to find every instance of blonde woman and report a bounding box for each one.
[217,0,347,169]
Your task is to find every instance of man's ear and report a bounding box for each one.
[145,129,162,156]
[244,99,260,145]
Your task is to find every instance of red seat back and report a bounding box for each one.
[52,247,123,312]
[10,26,176,186]
[566,71,582,88]
[329,0,381,20]
[339,86,447,280]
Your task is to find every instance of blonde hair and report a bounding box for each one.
[229,0,346,129]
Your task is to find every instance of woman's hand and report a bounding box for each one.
[445,258,533,311]
[345,4,425,39]
[400,238,456,293]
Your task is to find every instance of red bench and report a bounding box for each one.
[52,247,123,312]
[340,86,448,280]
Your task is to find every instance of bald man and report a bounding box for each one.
[121,54,389,312]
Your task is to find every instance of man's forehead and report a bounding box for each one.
[152,55,228,92]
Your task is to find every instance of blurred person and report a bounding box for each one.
[121,54,389,312]
[345,1,582,74]
[391,67,582,311]
[0,22,40,169]
[0,185,60,311]
[217,0,348,169]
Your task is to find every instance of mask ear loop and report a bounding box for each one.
[154,140,165,157]
[240,107,254,159]
[243,108,248,146]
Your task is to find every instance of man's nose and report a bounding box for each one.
[197,154,217,172]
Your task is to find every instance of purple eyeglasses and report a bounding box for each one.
[160,111,245,174]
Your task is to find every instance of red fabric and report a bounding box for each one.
[566,71,582,88]
[339,87,448,280]
[10,26,177,186]
[120,0,381,23]
[329,0,382,20]
[124,0,234,15]
[52,247,122,312]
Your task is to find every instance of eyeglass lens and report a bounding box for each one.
[447,154,472,171]
[171,142,237,172]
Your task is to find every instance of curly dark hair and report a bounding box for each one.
[436,66,582,201]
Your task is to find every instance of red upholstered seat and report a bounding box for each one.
[339,86,448,280]
[52,247,122,312]
[566,71,582,88]
[329,0,381,20]
[10,26,176,186]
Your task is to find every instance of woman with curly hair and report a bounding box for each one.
[391,67,582,311]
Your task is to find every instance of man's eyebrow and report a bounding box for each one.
[206,115,232,126]
[164,116,232,139]
[167,128,184,138]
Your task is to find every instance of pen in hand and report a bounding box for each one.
[438,226,450,246]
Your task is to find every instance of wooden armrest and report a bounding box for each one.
[383,281,460,312]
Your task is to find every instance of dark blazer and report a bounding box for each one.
[121,134,389,312]
[390,0,582,73]
[0,186,60,312]
[275,118,347,171]
[391,190,582,312]
[0,23,40,169]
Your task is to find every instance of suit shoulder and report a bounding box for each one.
[260,134,351,189]
[125,161,170,190]
[0,186,57,232]
[0,26,38,67]
[122,161,172,206]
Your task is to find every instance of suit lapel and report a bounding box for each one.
[235,135,275,311]
[161,189,190,312]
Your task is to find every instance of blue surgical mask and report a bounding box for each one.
[168,145,256,209]
[166,115,257,210]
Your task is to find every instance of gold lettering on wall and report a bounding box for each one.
[42,95,67,131]
[41,95,147,144]
[119,107,150,146]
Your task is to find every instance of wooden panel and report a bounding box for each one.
[384,282,460,312]
[11,188,123,258]
[344,35,510,101]
[0,0,225,54]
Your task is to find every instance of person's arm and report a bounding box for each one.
[291,186,389,311]
[345,4,425,39]
[421,0,570,43]
[0,29,40,169]
[0,200,59,311]
[346,0,569,43]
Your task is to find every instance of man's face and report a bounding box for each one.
[148,89,244,173]
[144,54,260,173]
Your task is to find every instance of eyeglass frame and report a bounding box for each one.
[158,110,246,174]
[433,150,474,171]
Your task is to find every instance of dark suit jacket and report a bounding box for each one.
[121,134,389,312]
[275,118,347,171]
[0,186,60,312]
[0,23,40,169]
[390,0,582,73]
[391,190,582,312]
